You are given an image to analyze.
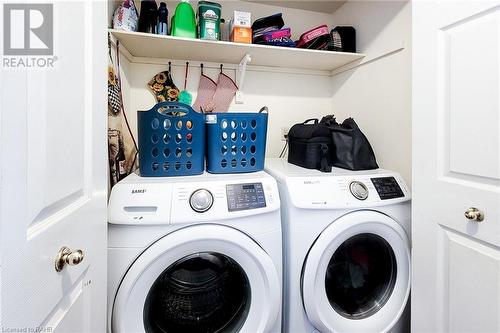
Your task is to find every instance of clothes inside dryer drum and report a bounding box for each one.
[325,233,397,319]
[144,252,251,333]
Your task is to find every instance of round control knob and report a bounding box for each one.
[190,189,214,213]
[349,181,369,201]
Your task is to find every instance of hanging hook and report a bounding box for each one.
[200,63,204,75]
[168,61,171,72]
[184,62,189,90]
[220,64,223,74]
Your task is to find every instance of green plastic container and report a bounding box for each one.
[171,1,197,38]
[198,1,221,41]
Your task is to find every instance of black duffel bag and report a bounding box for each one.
[287,118,332,172]
[320,115,378,170]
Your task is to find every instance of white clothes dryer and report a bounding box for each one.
[107,171,282,333]
[265,159,411,333]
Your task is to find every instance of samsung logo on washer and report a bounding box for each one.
[303,180,320,185]
[132,189,146,194]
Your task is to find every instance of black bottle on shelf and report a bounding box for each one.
[138,0,158,34]
[157,2,168,35]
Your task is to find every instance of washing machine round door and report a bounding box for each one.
[302,210,410,333]
[112,224,280,333]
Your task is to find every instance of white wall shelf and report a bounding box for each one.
[109,29,365,73]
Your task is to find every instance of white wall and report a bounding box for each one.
[124,60,334,158]
[330,1,412,185]
[114,0,337,158]
[111,0,412,184]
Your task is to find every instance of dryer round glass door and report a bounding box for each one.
[112,225,280,333]
[325,233,397,319]
[302,211,410,333]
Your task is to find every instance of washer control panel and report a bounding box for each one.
[371,177,404,200]
[349,181,369,200]
[190,189,214,213]
[226,183,266,212]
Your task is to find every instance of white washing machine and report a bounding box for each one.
[107,171,282,333]
[265,159,411,333]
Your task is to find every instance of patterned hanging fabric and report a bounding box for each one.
[108,34,138,188]
[148,62,180,102]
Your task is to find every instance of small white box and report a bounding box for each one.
[232,10,251,28]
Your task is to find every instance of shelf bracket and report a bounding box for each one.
[235,53,252,104]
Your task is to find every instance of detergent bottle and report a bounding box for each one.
[171,0,197,38]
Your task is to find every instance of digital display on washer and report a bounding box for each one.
[371,177,404,200]
[226,182,266,212]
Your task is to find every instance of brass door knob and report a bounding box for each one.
[464,207,484,222]
[55,247,84,272]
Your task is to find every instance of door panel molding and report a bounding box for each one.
[437,8,499,182]
[438,225,500,332]
[27,190,88,239]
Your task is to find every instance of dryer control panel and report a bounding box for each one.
[371,177,405,200]
[282,171,410,209]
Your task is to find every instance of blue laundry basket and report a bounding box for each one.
[205,107,268,173]
[137,102,205,177]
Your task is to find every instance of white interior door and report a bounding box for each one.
[412,1,500,332]
[0,1,107,332]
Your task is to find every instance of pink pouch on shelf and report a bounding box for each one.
[296,25,330,48]
[263,28,291,41]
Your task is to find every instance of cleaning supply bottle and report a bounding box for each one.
[171,0,197,38]
[198,1,221,41]
[156,2,168,35]
[220,18,229,41]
